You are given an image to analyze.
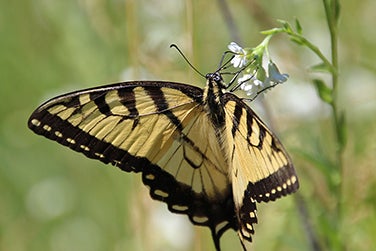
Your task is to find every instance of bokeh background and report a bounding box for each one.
[1,0,375,250]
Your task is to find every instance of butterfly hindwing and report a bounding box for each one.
[222,93,299,242]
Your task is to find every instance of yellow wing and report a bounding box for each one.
[223,93,299,243]
[28,81,236,246]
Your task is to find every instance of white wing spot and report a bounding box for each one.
[43,124,52,132]
[31,119,41,127]
[246,223,253,230]
[145,174,155,180]
[171,205,189,211]
[80,145,90,151]
[66,138,76,144]
[271,189,276,194]
[54,131,63,138]
[282,183,287,189]
[286,179,292,186]
[154,189,169,198]
[94,152,105,158]
[192,216,209,224]
[291,175,297,184]
[241,228,251,238]
[265,193,270,198]
[277,186,282,192]
[249,212,256,218]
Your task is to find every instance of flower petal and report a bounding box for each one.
[268,62,289,83]
[228,42,243,53]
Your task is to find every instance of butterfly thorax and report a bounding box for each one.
[203,72,226,127]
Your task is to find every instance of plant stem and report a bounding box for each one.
[323,0,344,250]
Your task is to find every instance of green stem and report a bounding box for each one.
[323,0,344,250]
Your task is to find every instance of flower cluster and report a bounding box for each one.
[227,42,289,99]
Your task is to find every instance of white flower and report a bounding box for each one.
[228,42,244,54]
[267,61,289,84]
[228,42,248,68]
[238,74,265,99]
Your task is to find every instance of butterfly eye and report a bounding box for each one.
[206,72,223,83]
[213,72,223,83]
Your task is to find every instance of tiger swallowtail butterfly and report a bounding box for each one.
[28,66,298,250]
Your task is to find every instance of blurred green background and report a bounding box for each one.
[1,0,375,250]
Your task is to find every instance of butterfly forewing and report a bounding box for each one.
[28,81,237,247]
[30,82,198,161]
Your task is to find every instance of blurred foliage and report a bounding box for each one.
[1,0,375,251]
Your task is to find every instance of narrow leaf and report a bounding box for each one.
[277,19,293,33]
[295,18,303,34]
[312,79,333,104]
[310,62,332,73]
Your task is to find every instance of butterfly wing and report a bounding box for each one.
[222,93,299,243]
[28,81,236,247]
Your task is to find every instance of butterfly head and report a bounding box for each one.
[205,71,226,89]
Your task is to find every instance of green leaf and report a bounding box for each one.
[311,62,333,73]
[277,19,293,33]
[313,79,333,104]
[295,18,303,34]
[276,19,288,26]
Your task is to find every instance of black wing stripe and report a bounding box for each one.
[62,95,81,109]
[91,92,112,116]
[118,87,139,128]
[246,108,254,145]
[231,102,243,138]
[257,125,266,150]
[145,87,184,132]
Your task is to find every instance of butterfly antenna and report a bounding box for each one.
[170,44,205,78]
[217,50,235,71]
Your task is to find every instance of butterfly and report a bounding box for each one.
[28,65,299,250]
